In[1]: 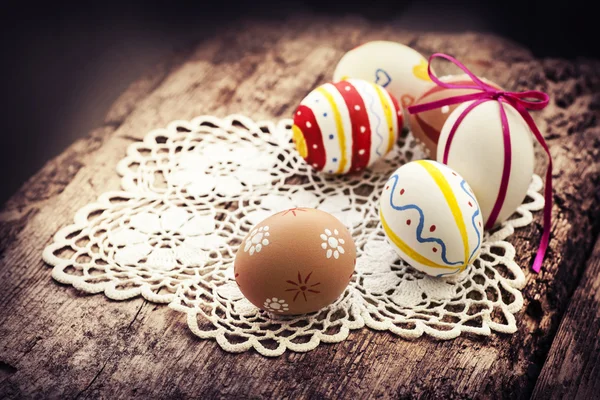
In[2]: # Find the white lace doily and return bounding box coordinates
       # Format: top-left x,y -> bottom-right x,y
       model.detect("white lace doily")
43,115 -> 544,356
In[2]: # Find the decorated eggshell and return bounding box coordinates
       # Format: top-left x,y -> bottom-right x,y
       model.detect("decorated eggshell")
437,100 -> 534,227
408,74 -> 503,158
234,208 -> 356,315
379,160 -> 483,277
333,41 -> 432,118
292,79 -> 403,175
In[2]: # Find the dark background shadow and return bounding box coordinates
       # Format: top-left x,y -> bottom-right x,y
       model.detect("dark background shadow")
1,0 -> 597,205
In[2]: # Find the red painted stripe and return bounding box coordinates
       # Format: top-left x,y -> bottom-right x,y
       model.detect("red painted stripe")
415,112 -> 442,144
333,81 -> 371,172
387,90 -> 404,133
293,105 -> 326,170
413,79 -> 494,145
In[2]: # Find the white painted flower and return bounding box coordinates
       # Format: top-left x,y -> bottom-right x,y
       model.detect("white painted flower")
243,225 -> 270,256
263,297 -> 289,313
168,147 -> 278,197
320,228 -> 345,259
246,188 -> 363,228
108,207 -> 224,270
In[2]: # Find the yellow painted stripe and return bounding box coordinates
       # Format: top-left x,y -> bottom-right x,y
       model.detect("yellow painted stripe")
417,160 -> 469,266
371,83 -> 395,153
316,86 -> 347,174
380,210 -> 460,271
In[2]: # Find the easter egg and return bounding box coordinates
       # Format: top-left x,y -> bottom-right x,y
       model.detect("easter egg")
379,160 -> 483,277
234,208 -> 356,315
292,79 -> 403,175
333,41 -> 432,117
437,100 -> 534,228
408,74 -> 503,158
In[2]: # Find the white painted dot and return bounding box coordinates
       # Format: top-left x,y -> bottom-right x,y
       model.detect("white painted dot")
312,144 -> 318,149
360,126 -> 366,133
345,86 -> 351,91
313,163 -> 318,167
354,105 -> 361,111
358,149 -> 366,155
398,110 -> 402,116
306,121 -> 312,128
297,110 -> 302,115
441,105 -> 450,114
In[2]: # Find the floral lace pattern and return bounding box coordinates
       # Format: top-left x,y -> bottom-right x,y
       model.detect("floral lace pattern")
43,115 -> 544,356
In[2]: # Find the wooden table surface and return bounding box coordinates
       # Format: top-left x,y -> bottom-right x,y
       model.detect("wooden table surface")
1,16 -> 599,399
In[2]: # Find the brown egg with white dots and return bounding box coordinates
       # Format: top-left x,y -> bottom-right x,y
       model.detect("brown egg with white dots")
234,208 -> 356,315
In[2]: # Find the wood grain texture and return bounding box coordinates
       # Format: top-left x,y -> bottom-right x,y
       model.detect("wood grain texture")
532,236 -> 600,399
0,15 -> 599,399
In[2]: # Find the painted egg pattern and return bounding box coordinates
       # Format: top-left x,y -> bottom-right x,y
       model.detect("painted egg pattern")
333,41 -> 433,112
292,78 -> 403,174
408,74 -> 503,158
234,208 -> 356,315
379,160 -> 483,277
437,100 -> 534,228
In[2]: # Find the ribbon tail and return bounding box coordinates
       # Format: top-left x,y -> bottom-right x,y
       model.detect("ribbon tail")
516,104 -> 553,273
532,165 -> 553,273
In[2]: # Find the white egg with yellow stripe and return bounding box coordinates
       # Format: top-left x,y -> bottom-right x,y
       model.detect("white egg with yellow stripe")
292,79 -> 403,174
378,160 -> 483,277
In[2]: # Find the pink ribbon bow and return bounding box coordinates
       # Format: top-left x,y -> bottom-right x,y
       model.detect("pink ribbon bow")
408,53 -> 552,273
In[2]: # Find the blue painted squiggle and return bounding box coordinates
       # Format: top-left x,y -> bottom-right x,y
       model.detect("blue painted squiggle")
436,268 -> 462,278
375,68 -> 392,88
362,83 -> 383,156
387,174 -> 463,266
460,180 -> 481,263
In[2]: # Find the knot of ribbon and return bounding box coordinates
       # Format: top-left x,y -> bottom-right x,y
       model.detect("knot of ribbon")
407,53 -> 552,273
